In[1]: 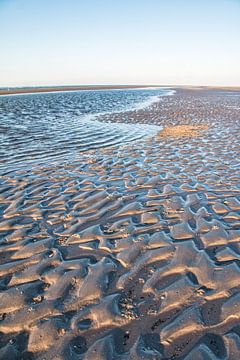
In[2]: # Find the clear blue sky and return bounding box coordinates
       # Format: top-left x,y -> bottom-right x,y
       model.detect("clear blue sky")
0,0 -> 240,87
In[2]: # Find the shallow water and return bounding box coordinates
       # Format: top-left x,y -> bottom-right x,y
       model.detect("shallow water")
0,88 -> 172,169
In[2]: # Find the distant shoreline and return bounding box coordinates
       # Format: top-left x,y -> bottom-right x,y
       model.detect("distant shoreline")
0,85 -> 239,96
0,85 -> 162,96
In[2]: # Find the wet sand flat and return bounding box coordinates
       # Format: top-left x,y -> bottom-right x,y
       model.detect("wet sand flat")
0,85 -> 157,97
0,88 -> 240,359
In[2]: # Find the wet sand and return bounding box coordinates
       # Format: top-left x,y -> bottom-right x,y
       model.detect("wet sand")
0,88 -> 240,359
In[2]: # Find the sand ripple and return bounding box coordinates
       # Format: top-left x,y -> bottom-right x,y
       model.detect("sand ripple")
0,88 -> 240,359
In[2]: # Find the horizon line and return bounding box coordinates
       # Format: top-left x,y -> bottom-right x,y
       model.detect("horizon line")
0,84 -> 239,97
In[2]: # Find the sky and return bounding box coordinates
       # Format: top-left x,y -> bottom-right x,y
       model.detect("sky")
0,0 -> 240,87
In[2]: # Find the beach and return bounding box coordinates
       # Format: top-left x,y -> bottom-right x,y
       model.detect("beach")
0,87 -> 240,359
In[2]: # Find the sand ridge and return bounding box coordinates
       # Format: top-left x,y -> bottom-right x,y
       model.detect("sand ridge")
0,88 -> 240,359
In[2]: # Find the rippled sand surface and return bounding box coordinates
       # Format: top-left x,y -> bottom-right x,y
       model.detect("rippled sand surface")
0,88 -> 240,359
